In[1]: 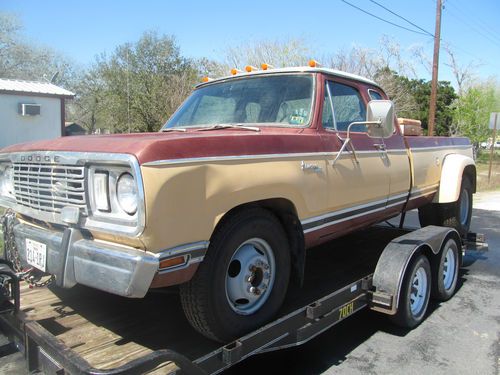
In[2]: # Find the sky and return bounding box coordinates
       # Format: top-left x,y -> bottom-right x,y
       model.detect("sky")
1,0 -> 500,86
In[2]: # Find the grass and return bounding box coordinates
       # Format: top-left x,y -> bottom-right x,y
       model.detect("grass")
476,150 -> 500,192
476,149 -> 500,164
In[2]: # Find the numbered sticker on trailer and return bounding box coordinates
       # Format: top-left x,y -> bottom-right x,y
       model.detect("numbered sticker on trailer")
25,238 -> 47,272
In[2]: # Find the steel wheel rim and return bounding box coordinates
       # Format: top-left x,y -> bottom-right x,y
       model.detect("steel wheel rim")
442,247 -> 457,290
225,238 -> 276,315
460,188 -> 470,226
410,266 -> 428,316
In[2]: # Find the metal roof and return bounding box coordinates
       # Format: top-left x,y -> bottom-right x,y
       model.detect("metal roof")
0,78 -> 75,98
198,66 -> 380,88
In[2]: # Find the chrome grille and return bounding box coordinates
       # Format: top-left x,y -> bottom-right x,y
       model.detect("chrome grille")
12,163 -> 86,214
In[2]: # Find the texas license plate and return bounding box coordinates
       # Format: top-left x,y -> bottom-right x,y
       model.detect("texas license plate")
25,238 -> 47,272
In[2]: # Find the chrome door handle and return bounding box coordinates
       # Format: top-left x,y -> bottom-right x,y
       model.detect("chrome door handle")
301,161 -> 322,173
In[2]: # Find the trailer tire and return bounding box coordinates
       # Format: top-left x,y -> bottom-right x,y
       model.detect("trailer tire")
180,208 -> 290,342
431,238 -> 459,301
391,254 -> 431,329
418,176 -> 473,237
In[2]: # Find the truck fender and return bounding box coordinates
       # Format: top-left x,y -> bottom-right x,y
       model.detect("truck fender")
371,226 -> 461,315
434,154 -> 475,203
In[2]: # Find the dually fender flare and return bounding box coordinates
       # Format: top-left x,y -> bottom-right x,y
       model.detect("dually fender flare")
433,153 -> 476,204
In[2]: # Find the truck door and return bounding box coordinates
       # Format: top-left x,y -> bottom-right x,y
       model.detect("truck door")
314,79 -> 392,237
366,88 -> 411,218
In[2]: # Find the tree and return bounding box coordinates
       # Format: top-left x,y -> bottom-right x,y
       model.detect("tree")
443,44 -> 481,96
67,68 -> 106,134
453,81 -> 499,145
373,67 -> 418,116
0,12 -> 78,88
395,77 -> 456,135
224,38 -> 312,70
94,32 -> 199,133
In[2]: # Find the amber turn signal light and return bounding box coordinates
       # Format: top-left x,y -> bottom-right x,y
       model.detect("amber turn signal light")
159,256 -> 187,270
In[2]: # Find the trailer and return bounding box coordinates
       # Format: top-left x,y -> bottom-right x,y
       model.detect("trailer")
0,224 -> 487,375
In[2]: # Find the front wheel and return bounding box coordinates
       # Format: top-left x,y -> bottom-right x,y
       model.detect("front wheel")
391,254 -> 431,329
180,208 -> 291,342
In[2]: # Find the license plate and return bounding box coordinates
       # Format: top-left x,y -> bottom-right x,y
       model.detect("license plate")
25,239 -> 47,272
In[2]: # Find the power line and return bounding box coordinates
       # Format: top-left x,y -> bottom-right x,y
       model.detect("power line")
369,0 -> 434,37
340,0 -> 432,37
444,3 -> 500,48
446,1 -> 500,44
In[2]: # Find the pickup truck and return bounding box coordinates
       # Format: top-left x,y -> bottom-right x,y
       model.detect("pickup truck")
0,66 -> 476,343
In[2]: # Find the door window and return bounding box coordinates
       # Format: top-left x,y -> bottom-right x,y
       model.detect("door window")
368,89 -> 383,101
323,81 -> 367,132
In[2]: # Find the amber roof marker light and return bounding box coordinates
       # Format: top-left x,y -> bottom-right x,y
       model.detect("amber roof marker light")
308,59 -> 321,68
231,68 -> 243,75
201,76 -> 213,83
261,63 -> 274,70
245,65 -> 258,72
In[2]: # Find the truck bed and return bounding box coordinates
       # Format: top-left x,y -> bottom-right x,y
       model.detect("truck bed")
13,225 -> 408,372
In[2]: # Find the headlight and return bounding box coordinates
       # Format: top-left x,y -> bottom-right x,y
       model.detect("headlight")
116,173 -> 138,215
0,163 -> 14,200
85,156 -> 144,236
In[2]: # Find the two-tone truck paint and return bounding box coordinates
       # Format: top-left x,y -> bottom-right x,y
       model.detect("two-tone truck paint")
0,66 -> 475,342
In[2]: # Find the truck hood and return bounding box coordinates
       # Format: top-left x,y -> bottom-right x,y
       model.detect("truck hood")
0,128 -> 324,165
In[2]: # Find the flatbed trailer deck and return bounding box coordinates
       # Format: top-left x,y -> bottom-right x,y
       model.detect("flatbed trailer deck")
0,225 -> 487,374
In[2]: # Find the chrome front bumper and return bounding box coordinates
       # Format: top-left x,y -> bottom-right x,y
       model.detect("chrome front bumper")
11,221 -> 158,298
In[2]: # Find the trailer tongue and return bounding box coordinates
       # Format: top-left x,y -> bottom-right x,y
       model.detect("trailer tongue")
0,225 -> 487,375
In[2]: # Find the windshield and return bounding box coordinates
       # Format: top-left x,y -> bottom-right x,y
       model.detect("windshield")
163,74 -> 314,129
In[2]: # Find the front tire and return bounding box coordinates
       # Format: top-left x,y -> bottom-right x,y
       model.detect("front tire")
391,254 -> 431,329
180,208 -> 291,342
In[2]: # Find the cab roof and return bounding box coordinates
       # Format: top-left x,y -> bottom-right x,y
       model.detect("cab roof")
197,66 -> 380,89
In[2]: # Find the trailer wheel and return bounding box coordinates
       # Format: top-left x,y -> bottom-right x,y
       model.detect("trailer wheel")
391,254 -> 431,328
418,176 -> 473,237
180,208 -> 290,342
431,238 -> 459,301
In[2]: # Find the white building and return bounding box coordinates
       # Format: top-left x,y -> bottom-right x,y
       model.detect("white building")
0,78 -> 75,150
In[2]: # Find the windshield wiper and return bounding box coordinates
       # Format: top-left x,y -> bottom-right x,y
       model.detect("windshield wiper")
197,124 -> 260,132
161,128 -> 187,132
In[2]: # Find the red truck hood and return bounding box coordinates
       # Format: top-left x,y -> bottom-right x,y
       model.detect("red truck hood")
0,128 -> 324,165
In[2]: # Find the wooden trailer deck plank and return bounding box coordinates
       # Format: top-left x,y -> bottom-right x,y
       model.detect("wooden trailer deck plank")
17,284 -> 178,371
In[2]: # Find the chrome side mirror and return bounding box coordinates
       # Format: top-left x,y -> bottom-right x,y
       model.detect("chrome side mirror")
332,100 -> 395,167
366,100 -> 395,138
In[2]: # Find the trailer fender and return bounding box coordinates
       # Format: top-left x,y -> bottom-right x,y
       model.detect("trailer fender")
371,226 -> 461,315
434,154 -> 475,203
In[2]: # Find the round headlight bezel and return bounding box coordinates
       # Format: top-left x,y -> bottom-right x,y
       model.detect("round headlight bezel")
116,172 -> 138,215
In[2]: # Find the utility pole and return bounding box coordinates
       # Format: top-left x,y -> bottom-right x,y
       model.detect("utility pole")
428,0 -> 442,136
488,113 -> 498,183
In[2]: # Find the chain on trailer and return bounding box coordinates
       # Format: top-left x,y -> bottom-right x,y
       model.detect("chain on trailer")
1,209 -> 55,288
